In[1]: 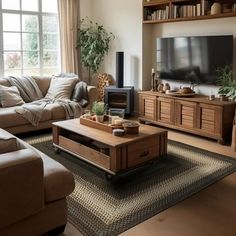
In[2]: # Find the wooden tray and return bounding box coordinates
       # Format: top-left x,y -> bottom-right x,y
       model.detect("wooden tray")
167,92 -> 195,97
80,117 -> 123,133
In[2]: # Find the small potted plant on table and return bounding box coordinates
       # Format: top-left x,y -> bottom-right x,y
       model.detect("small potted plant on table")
92,101 -> 107,122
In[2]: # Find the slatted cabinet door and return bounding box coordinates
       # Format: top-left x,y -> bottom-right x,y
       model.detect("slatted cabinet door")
198,103 -> 222,136
157,97 -> 175,124
175,100 -> 197,129
139,94 -> 157,121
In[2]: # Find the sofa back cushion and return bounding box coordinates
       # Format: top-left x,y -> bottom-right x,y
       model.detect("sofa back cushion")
45,76 -> 78,100
32,76 -> 52,96
0,85 -> 25,108
0,78 -> 11,87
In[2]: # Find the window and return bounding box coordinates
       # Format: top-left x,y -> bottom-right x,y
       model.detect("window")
0,0 -> 60,77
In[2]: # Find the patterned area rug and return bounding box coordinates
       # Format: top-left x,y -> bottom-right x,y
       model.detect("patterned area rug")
26,135 -> 236,236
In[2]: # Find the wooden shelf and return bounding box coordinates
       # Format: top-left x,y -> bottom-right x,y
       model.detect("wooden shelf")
143,11 -> 236,24
143,0 -> 236,24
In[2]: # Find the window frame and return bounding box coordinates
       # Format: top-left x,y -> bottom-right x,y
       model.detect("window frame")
0,0 -> 60,77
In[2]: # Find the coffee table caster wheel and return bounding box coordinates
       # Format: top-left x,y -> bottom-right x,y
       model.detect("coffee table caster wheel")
105,173 -> 113,181
54,147 -> 61,154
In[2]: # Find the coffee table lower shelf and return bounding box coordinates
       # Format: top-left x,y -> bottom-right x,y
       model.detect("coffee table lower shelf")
52,119 -> 168,177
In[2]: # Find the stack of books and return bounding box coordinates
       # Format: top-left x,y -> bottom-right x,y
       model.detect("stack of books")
146,6 -> 170,21
172,4 -> 201,18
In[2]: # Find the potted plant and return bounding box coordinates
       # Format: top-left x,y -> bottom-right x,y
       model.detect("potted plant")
77,18 -> 115,84
216,65 -> 236,101
92,101 -> 107,122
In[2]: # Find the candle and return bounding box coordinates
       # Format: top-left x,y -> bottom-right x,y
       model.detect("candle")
152,68 -> 155,74
114,118 -> 123,125
111,116 -> 120,125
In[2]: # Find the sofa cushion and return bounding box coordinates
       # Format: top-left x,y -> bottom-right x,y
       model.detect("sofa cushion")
0,85 -> 25,108
45,77 -> 77,100
36,152 -> 75,202
32,76 -> 52,97
0,107 -> 52,128
45,103 -> 65,120
0,131 -> 18,154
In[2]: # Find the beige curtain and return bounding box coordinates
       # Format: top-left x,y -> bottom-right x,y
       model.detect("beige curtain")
58,0 -> 79,74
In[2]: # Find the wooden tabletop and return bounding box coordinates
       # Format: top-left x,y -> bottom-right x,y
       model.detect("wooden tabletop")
53,118 -> 167,147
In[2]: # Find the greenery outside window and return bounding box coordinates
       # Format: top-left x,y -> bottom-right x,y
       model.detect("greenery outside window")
0,0 -> 60,77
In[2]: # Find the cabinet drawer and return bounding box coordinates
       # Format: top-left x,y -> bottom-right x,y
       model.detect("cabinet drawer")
127,136 -> 158,168
58,135 -> 111,169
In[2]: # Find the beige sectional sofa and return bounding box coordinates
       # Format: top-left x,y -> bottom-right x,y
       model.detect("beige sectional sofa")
0,128 -> 75,236
0,76 -> 97,134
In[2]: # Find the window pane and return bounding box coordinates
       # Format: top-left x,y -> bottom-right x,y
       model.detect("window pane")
4,70 -> 21,77
42,68 -> 58,76
4,52 -> 21,70
2,0 -> 20,10
23,33 -> 39,50
23,51 -> 39,67
43,34 -> 58,50
42,0 -> 57,13
43,16 -> 58,32
22,15 -> 39,32
4,33 -> 21,50
43,51 -> 58,66
22,0 -> 38,11
3,14 -> 20,31
23,68 -> 40,76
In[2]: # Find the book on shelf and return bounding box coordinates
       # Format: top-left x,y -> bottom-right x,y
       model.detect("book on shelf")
196,3 -> 201,16
201,0 -> 210,16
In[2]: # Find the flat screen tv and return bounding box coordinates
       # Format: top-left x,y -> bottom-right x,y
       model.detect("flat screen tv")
156,35 -> 233,85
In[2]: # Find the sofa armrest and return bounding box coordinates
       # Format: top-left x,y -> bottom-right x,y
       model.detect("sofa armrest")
87,85 -> 98,109
0,149 -> 44,229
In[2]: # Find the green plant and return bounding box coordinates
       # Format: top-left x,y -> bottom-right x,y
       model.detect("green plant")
77,18 -> 115,84
216,65 -> 236,100
92,101 -> 107,115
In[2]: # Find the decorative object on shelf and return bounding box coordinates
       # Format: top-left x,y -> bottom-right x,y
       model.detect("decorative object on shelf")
151,68 -> 155,91
216,65 -> 236,101
92,101 -> 107,122
211,2 -> 221,15
157,83 -> 164,93
178,87 -> 194,94
77,18 -> 115,84
163,83 -> 170,93
219,94 -> 228,101
208,94 -> 215,101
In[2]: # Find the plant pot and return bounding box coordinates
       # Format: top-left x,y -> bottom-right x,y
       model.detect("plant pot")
96,115 -> 104,123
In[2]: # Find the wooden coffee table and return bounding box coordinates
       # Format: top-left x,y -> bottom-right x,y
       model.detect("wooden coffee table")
52,118 -> 167,177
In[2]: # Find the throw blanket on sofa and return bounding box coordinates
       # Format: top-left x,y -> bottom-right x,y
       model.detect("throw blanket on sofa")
7,76 -> 43,102
15,98 -> 82,126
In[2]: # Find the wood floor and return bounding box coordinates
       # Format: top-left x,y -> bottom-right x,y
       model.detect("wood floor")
60,129 -> 236,236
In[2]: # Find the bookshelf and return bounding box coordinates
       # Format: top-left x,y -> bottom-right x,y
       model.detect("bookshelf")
143,0 -> 236,24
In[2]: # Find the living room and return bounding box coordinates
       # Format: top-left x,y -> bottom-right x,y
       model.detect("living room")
0,0 -> 236,236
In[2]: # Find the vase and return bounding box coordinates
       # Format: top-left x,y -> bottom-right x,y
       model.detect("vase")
96,115 -> 104,123
211,2 -> 221,15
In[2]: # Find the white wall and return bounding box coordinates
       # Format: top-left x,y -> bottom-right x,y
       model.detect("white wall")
147,18 -> 236,96
79,0 -> 143,92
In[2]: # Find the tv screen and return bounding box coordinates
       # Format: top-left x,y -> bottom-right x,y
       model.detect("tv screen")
156,35 -> 233,85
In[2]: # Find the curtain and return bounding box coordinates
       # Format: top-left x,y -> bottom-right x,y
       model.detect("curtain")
58,0 -> 79,74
